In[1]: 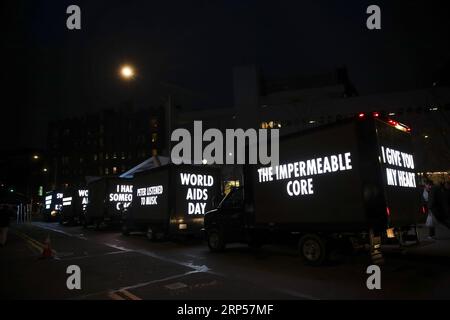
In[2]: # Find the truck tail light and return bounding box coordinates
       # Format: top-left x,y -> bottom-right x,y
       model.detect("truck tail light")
386,206 -> 391,217
358,113 -> 365,119
422,206 -> 427,214
387,119 -> 411,133
373,112 -> 380,117
388,119 -> 398,126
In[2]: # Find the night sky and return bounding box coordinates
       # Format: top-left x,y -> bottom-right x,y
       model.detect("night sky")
2,0 -> 450,150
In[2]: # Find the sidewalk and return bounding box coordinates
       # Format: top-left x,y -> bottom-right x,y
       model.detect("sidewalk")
383,224 -> 450,261
408,223 -> 450,258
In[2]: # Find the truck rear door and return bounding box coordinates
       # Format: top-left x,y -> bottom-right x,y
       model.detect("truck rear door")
375,118 -> 422,227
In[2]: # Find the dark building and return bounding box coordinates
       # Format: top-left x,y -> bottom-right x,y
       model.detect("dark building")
47,105 -> 165,190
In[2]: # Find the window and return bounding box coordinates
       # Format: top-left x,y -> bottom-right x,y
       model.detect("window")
260,121 -> 281,129
152,133 -> 158,143
224,180 -> 240,195
105,167 -> 109,175
112,167 -> 118,175
94,154 -> 98,161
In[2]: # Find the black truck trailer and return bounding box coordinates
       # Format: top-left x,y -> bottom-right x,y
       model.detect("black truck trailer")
43,190 -> 64,222
60,188 -> 89,225
122,164 -> 221,240
204,116 -> 422,265
84,177 -> 133,229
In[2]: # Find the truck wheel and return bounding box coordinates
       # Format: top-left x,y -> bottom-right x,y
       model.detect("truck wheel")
207,229 -> 225,252
299,234 -> 327,266
122,225 -> 130,236
146,227 -> 153,241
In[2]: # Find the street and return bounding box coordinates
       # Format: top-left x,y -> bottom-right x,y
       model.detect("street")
1,221 -> 450,300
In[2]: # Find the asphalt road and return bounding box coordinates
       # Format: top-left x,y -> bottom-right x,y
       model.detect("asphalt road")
1,221 -> 450,300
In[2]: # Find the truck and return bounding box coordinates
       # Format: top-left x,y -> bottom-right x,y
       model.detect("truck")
84,177 -> 133,229
204,115 -> 422,265
122,164 -> 222,240
59,188 -> 89,225
43,190 -> 64,222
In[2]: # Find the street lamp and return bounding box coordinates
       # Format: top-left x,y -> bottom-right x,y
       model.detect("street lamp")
33,155 -> 39,160
120,65 -> 135,80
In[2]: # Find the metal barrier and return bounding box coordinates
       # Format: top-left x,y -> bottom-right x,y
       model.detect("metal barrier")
16,204 -> 32,224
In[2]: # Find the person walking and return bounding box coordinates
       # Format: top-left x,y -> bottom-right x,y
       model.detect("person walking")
423,181 -> 435,238
0,204 -> 14,247
439,181 -> 450,229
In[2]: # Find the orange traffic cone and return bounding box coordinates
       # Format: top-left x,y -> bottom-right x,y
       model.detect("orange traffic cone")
41,235 -> 53,259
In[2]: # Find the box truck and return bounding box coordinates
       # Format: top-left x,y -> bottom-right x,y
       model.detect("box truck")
204,115 -> 422,265
84,177 -> 133,229
43,190 -> 64,222
122,164 -> 221,240
59,188 -> 89,225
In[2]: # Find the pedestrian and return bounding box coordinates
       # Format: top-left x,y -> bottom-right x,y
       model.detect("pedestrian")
424,179 -> 437,238
0,204 -> 14,247
445,181 -> 450,210
425,179 -> 450,238
441,181 -> 450,228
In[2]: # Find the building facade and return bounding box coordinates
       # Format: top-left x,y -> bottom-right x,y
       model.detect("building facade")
47,105 -> 164,190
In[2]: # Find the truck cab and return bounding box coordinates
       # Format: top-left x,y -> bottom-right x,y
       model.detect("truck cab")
204,187 -> 250,251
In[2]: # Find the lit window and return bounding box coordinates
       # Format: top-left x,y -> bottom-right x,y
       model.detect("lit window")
224,180 -> 241,195
105,167 -> 109,175
152,133 -> 158,143
260,121 -> 281,129
112,167 -> 117,175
